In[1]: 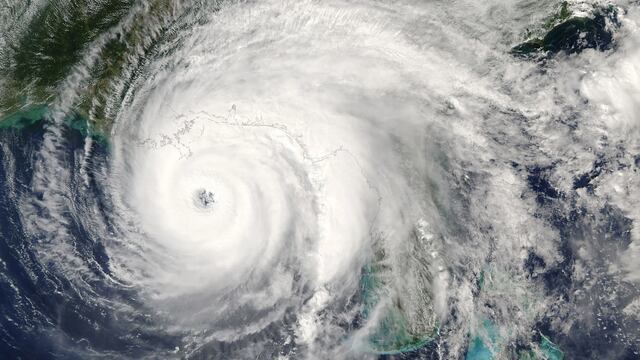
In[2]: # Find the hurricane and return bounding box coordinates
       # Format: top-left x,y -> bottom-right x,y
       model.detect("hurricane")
1,0 -> 639,359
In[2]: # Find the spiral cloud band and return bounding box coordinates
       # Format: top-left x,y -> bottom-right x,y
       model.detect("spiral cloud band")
1,0 -> 640,358
110,1 -> 440,343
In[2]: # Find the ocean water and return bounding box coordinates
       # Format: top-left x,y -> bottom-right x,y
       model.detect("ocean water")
0,1 -> 639,359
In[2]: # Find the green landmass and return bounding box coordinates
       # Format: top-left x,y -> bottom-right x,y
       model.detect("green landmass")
512,2 -> 618,57
359,243 -> 438,355
0,0 -> 185,136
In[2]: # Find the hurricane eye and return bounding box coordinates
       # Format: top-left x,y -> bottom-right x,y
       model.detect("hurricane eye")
194,189 -> 216,209
5,0 -> 635,359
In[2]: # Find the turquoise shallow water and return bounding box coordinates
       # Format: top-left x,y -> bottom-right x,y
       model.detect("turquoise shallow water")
1,1 -> 640,359
466,319 -> 564,360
